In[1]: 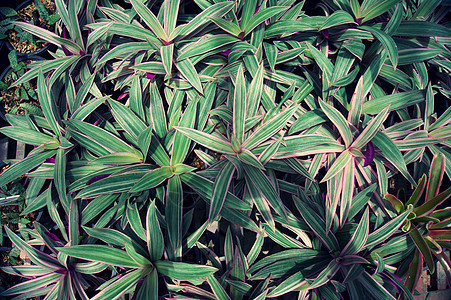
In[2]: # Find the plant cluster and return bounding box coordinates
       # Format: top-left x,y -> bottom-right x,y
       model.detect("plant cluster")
0,0 -> 450,299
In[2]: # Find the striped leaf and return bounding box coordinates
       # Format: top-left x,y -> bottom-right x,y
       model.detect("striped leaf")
155,260 -> 217,280
57,245 -> 139,268
365,209 -> 411,248
320,10 -> 355,30
209,162 -> 235,223
176,58 -> 203,94
175,127 -> 235,154
207,275 -> 231,300
130,166 -> 173,193
38,70 -> 61,137
243,6 -> 288,35
361,25 -> 398,68
91,269 -> 142,300
166,175 -> 183,258
171,98 -> 198,165
361,0 -> 402,23
12,21 -> 82,54
294,197 -> 340,252
321,150 -> 352,183
243,105 -> 298,150
65,119 -> 136,155
243,164 -> 288,221
108,99 -> 147,142
341,208 -> 369,256
351,106 -> 390,149
0,149 -> 56,188
319,100 -> 353,148
234,64 -> 246,143
147,201 -> 164,261
130,0 -> 167,41
0,126 -> 54,145
161,44 -> 174,76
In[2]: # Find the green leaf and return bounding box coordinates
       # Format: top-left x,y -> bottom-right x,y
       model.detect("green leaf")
171,98 -> 198,165
174,2 -> 234,38
207,275 -> 231,300
147,200 -> 164,261
0,126 -> 54,145
12,21 -> 82,54
126,202 -> 146,241
175,127 -> 235,154
243,164 -> 288,221
91,269 -> 143,300
320,10 -> 355,30
246,176 -> 276,230
306,43 -> 334,83
413,187 -> 451,218
321,150 -> 352,183
155,261 -> 217,280
361,25 -> 398,68
1,273 -> 60,297
395,21 -> 451,37
161,44 -> 174,77
178,34 -> 239,61
135,269 -> 158,300
96,42 -> 154,67
319,100 -> 353,148
243,105 -> 298,150
357,271 -> 396,300
410,227 -> 434,273
108,99 -> 147,142
75,169 -> 151,198
130,0 -> 167,41
149,82 -> 168,140
365,209 -> 411,248
372,132 -> 415,185
397,48 -> 442,65
209,17 -> 242,36
180,172 -> 250,211
341,208 -> 369,256
243,6 -> 288,36
72,97 -> 108,121
351,106 -> 390,149
426,153 -> 445,202
130,166 -> 173,193
176,58 -> 203,94
294,197 -> 340,252
209,162 -> 235,223
66,120 -> 136,156
164,0 -> 180,35
37,69 -> 61,137
309,259 -> 340,289
132,62 -> 166,74
166,175 -> 183,258
234,64 -> 246,143
0,149 -> 56,188
54,148 -> 69,212
57,245 -> 140,268
360,0 -> 402,23
267,271 -> 307,297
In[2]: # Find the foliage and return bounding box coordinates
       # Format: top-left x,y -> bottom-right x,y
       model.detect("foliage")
0,0 -> 450,299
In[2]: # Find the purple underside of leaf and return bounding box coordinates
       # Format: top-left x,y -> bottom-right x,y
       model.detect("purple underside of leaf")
118,93 -> 129,100
45,232 -> 61,242
363,141 -> 375,167
146,73 -> 156,79
87,174 -> 111,185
